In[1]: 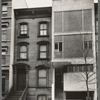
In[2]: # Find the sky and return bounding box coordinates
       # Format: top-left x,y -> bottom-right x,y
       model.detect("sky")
13,0 -> 98,9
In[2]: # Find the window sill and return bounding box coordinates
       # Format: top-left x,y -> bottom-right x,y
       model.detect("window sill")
38,35 -> 49,38
37,58 -> 49,60
17,59 -> 29,61
18,36 -> 29,38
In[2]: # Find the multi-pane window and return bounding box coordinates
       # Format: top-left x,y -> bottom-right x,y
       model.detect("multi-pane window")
2,27 -> 7,41
37,41 -> 49,60
84,41 -> 92,50
19,45 -> 27,59
2,4 -> 7,16
65,64 -> 93,72
54,42 -> 62,52
38,95 -> 47,100
84,34 -> 92,50
39,45 -> 47,58
38,69 -> 47,86
20,23 -> 28,36
39,22 -> 48,36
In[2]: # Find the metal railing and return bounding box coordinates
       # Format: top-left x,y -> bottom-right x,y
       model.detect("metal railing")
19,86 -> 28,100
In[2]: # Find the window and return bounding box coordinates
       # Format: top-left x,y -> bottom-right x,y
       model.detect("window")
2,4 -> 7,16
37,41 -> 49,60
2,26 -> 7,41
19,45 -> 27,59
2,47 -> 8,55
54,42 -> 62,52
96,19 -> 98,33
19,23 -> 28,37
39,22 -> 48,36
65,64 -> 93,72
38,69 -> 47,86
18,42 -> 29,60
84,34 -> 92,50
38,95 -> 47,100
84,41 -> 92,50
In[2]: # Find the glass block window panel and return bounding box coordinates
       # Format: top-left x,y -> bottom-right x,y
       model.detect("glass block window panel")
19,45 -> 27,59
54,12 -> 62,32
83,9 -> 92,31
64,10 -> 82,32
20,24 -> 28,35
40,45 -> 47,58
38,69 -> 47,86
40,23 -> 48,36
38,95 -> 46,100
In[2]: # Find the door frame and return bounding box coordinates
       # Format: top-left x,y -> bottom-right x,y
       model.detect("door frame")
13,63 -> 29,91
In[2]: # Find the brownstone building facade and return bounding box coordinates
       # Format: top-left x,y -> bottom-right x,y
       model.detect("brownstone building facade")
12,7 -> 52,100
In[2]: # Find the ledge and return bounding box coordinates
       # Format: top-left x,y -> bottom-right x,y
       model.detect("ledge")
37,58 -> 49,60
17,36 -> 29,38
37,35 -> 49,38
17,59 -> 29,61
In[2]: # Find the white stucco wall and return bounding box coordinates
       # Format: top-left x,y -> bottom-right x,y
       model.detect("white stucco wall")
64,72 -> 95,91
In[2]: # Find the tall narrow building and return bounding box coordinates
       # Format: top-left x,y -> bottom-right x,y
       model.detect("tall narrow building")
1,0 -> 12,99
8,7 -> 52,100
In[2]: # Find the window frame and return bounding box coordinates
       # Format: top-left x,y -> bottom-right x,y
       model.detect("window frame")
2,46 -> 8,55
37,41 -> 49,60
17,42 -> 29,61
37,95 -> 47,100
54,42 -> 62,52
38,21 -> 49,37
2,25 -> 7,42
38,69 -> 47,87
84,41 -> 92,50
64,64 -> 93,73
18,22 -> 29,38
2,4 -> 7,16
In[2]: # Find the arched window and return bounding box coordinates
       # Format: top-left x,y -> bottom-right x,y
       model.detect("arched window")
17,42 -> 29,60
37,41 -> 49,60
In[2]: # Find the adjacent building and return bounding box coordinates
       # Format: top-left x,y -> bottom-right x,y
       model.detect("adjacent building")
52,0 -> 97,100
1,0 -> 12,99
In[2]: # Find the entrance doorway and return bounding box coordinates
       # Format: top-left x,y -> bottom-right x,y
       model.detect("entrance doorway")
17,68 -> 26,90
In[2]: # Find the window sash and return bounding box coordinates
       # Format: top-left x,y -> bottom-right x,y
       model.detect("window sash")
39,45 -> 47,58
84,41 -> 92,50
20,24 -> 28,35
38,69 -> 47,86
2,5 -> 7,12
54,42 -> 62,52
40,23 -> 48,36
38,95 -> 46,100
19,45 -> 27,59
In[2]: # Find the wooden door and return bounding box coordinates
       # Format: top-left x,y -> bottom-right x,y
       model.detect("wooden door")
17,68 -> 26,90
